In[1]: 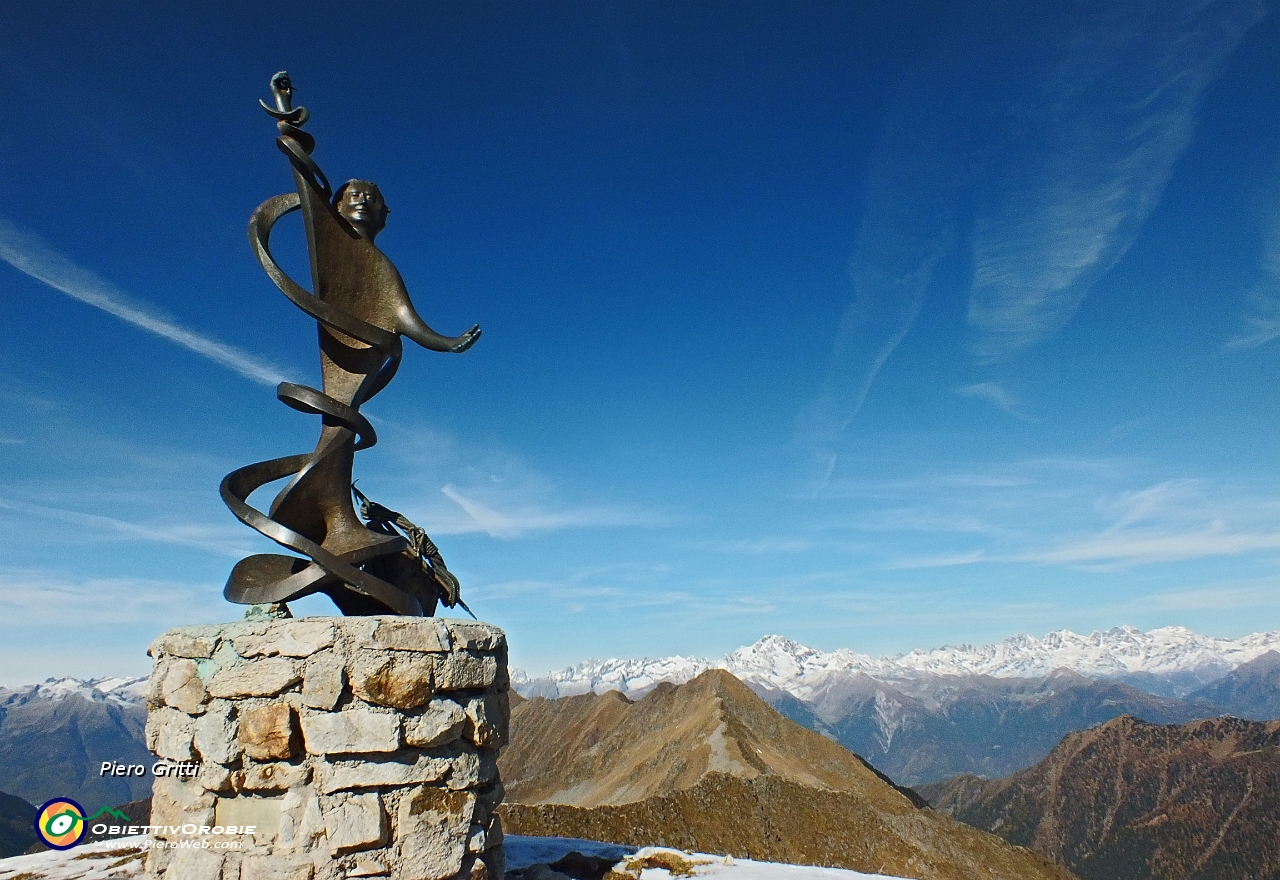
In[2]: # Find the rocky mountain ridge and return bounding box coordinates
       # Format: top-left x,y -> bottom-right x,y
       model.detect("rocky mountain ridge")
499,669 -> 1075,880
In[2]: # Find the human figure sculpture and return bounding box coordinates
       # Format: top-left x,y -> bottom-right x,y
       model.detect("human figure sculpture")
220,72 -> 479,617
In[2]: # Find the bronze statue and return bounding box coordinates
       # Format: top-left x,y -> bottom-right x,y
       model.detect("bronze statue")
220,72 -> 479,617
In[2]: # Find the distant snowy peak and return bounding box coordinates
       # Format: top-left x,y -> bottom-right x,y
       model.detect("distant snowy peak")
890,626 -> 1280,678
513,626 -> 1280,698
0,675 -> 148,706
509,655 -> 714,699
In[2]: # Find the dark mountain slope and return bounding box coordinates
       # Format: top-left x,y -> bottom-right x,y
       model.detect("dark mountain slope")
920,715 -> 1280,880
0,689 -> 151,807
1189,651 -> 1280,720
0,789 -> 37,858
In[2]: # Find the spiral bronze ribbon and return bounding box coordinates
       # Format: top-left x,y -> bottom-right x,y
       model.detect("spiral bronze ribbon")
219,78 -> 423,617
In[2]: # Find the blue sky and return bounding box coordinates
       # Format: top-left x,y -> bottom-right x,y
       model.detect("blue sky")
2,1 -> 1280,684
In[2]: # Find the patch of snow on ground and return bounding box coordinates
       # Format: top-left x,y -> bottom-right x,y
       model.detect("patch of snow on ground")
2,836 -> 912,880
0,835 -> 146,879
505,834 -> 638,868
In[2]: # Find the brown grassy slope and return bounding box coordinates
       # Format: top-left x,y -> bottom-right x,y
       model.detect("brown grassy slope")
501,668 -> 924,807
920,715 -> 1280,880
499,669 -> 1075,880
503,774 -> 1075,880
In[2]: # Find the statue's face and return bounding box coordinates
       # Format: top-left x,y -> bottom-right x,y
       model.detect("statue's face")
337,181 -> 387,236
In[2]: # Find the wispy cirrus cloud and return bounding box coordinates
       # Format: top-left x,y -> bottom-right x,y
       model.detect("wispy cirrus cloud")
968,0 -> 1264,358
797,0 -> 1261,476
1227,208 -> 1280,350
1144,581 -> 1280,612
1024,527 -> 1280,567
884,550 -> 986,570
697,537 -> 815,555
1020,477 -> 1280,567
439,484 -> 662,539
794,79 -> 961,485
353,421 -> 671,541
816,458 -> 1280,575
0,568 -> 232,684
956,382 -> 1032,421
0,214 -> 289,386
0,498 -> 252,558
0,569 -> 217,626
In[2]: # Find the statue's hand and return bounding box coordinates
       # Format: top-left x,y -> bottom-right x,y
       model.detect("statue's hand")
450,325 -> 482,353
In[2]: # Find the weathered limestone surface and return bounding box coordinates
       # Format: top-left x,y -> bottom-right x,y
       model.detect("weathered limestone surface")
144,618 -> 508,880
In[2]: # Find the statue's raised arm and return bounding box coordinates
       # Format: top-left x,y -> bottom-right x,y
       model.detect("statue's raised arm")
220,72 -> 480,619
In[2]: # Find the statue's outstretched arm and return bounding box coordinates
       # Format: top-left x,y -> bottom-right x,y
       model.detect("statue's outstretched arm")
396,302 -> 481,353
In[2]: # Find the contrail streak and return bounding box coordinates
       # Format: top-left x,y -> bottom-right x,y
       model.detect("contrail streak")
0,214 -> 289,386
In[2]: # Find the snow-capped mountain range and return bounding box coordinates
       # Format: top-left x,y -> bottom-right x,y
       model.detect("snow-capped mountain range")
0,676 -> 148,706
510,625 -> 1280,699
9,625 -> 1279,706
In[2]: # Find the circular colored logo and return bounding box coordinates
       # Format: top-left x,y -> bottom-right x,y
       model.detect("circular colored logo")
35,798 -> 86,850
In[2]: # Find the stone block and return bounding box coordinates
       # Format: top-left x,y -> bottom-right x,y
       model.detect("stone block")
236,761 -> 311,792
144,847 -> 171,877
371,618 -> 450,652
152,776 -> 216,829
195,701 -> 241,766
315,753 -> 450,794
239,703 -> 299,761
151,631 -> 219,660
445,750 -> 497,791
485,814 -> 503,849
404,700 -> 466,748
434,652 -> 496,691
214,795 -> 284,840
209,657 -> 302,698
234,620 -> 335,658
395,787 -> 475,880
462,693 -> 507,748
348,857 -> 392,877
474,782 -> 504,817
148,708 -> 197,761
277,788 -> 326,855
165,849 -> 224,880
147,658 -> 170,709
460,849 -> 499,880
481,849 -> 504,880
302,654 -> 346,711
351,651 -> 433,709
162,658 -> 209,715
239,854 -> 314,880
302,709 -> 401,755
320,792 -> 387,855
197,763 -> 234,793
444,623 -> 504,652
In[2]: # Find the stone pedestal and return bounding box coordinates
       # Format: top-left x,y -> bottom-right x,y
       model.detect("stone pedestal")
143,617 -> 508,880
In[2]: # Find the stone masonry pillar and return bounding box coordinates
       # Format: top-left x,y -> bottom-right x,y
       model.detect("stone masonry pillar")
142,617 -> 508,880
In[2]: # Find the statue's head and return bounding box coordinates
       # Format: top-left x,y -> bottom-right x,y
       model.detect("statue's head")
334,179 -> 389,238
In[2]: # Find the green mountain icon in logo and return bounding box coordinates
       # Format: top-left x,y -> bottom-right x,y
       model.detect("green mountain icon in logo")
84,806 -> 131,823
